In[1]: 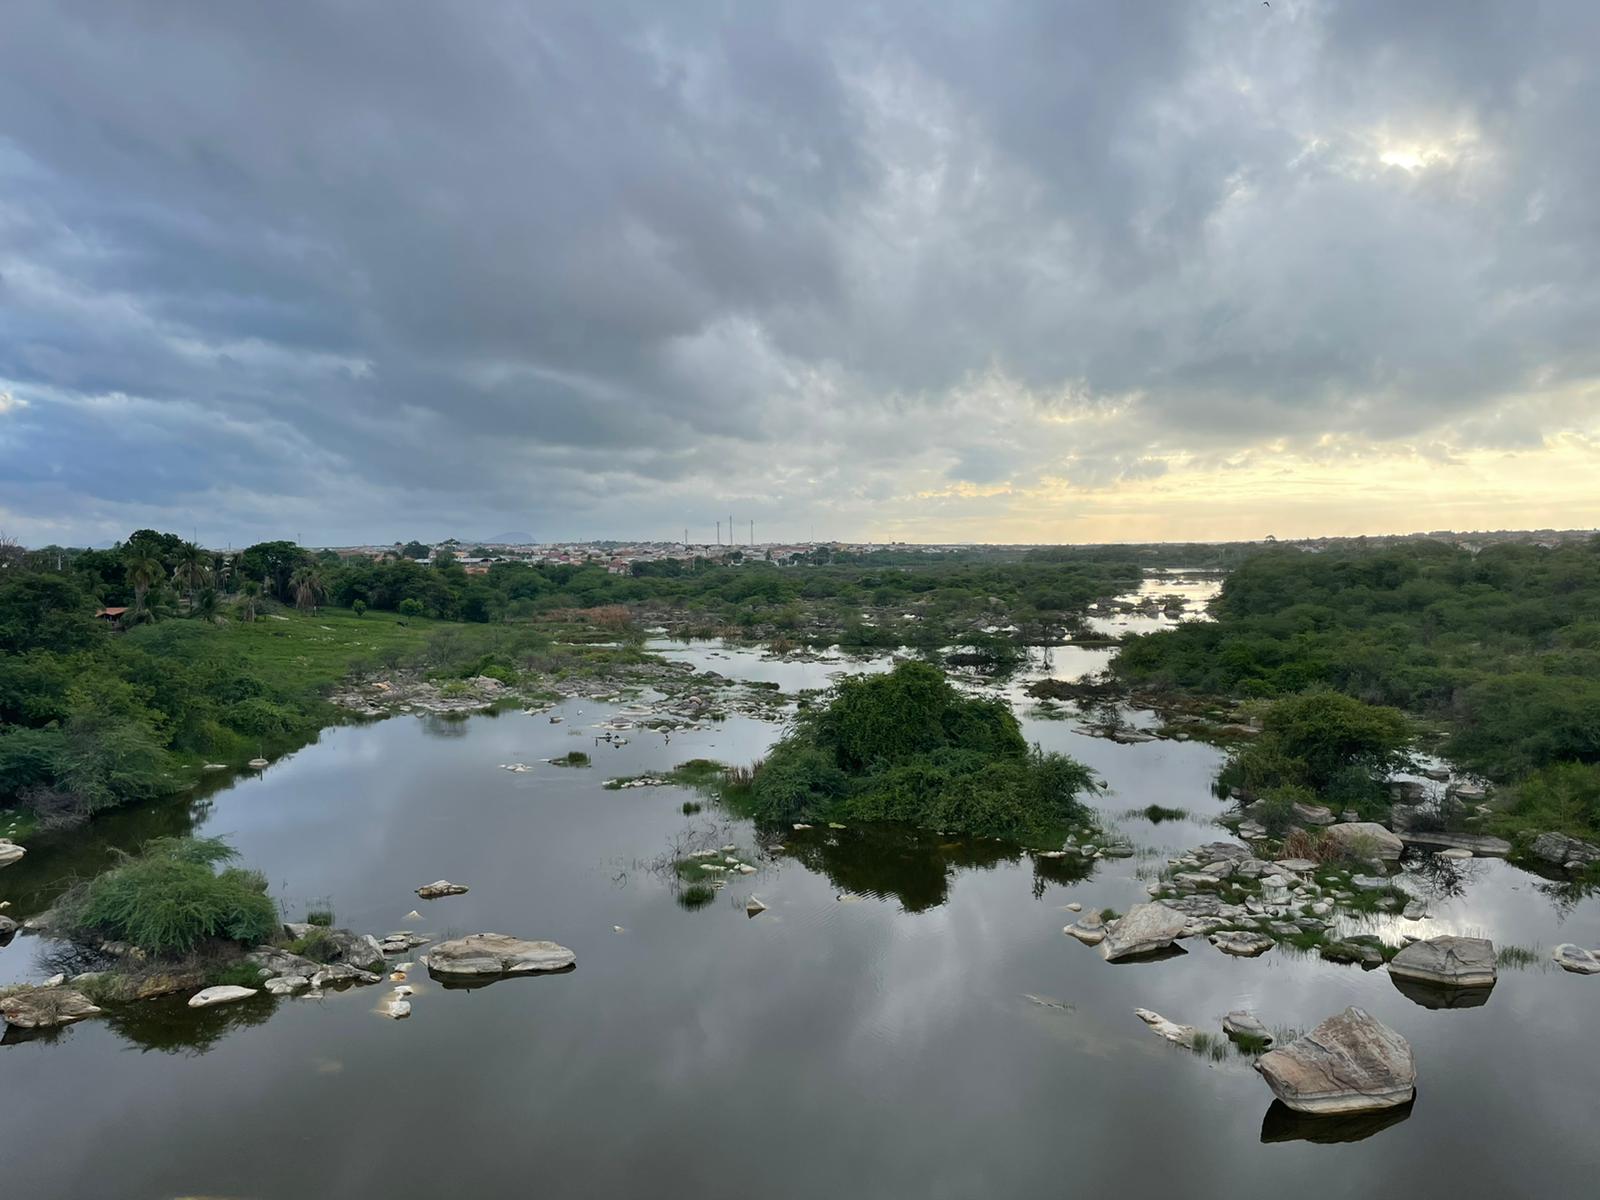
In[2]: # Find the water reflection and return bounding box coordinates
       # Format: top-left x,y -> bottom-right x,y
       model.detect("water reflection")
1388,975 -> 1496,1011
1259,1098 -> 1416,1144
771,826 -> 1035,913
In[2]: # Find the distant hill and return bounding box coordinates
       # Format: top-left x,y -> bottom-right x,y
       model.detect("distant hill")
479,531 -> 536,545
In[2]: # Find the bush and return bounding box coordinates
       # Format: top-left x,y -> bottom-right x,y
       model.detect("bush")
58,836 -> 279,956
744,661 -> 1093,840
351,599 -> 367,617
1222,691 -> 1409,811
397,598 -> 425,618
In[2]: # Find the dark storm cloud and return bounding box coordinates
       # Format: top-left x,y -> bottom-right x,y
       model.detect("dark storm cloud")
1,0 -> 1597,544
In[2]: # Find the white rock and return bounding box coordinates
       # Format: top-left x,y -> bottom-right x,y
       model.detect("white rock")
1134,1008 -> 1196,1047
187,985 -> 259,1008
422,932 -> 576,977
1552,944 -> 1600,975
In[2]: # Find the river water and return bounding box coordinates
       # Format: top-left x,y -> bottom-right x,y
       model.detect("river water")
2,587 -> 1598,1199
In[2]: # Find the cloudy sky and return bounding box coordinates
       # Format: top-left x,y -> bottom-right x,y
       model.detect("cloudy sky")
3,1 -> 1598,548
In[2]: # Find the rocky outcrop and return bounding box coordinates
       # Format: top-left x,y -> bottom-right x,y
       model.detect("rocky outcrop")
1063,910 -> 1107,945
281,925 -> 387,972
1254,1007 -> 1416,1115
416,880 -> 470,899
1530,833 -> 1600,869
422,933 -> 576,978
1320,823 -> 1403,863
1291,802 -> 1335,826
1134,1008 -> 1196,1047
248,945 -> 382,988
1099,903 -> 1187,961
1552,944 -> 1600,975
1387,936 -> 1496,989
0,986 -> 101,1028
0,839 -> 25,868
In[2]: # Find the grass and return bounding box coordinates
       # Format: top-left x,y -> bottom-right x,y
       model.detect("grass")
677,883 -> 717,910
304,907 -> 335,927
550,750 -> 591,767
287,928 -> 340,961
56,836 -> 278,956
1496,943 -> 1543,970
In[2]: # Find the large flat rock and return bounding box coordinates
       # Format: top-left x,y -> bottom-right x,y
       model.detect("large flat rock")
423,933 -> 577,977
0,987 -> 101,1029
1398,832 -> 1511,857
1254,1007 -> 1416,1115
1387,935 -> 1496,989
1099,903 -> 1187,962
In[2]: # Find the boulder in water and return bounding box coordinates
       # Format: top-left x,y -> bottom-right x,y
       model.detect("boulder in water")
1210,929 -> 1275,957
1552,944 -> 1600,975
187,985 -> 259,1008
0,987 -> 101,1028
1387,936 -> 1496,989
416,880 -> 470,899
1099,903 -> 1187,961
1134,1008 -> 1196,1047
423,932 -> 576,978
0,839 -> 25,869
1254,1007 -> 1416,1115
1224,1011 -> 1273,1046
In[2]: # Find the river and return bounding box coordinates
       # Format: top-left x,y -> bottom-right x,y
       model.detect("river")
2,582 -> 1597,1198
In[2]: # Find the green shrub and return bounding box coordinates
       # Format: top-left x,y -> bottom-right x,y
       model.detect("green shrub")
304,907 -> 335,927
58,836 -> 279,955
397,598 -> 425,618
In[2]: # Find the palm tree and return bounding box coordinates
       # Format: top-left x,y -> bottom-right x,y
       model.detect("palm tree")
124,552 -> 164,618
237,579 -> 263,622
173,542 -> 210,612
193,585 -> 220,623
291,566 -> 326,612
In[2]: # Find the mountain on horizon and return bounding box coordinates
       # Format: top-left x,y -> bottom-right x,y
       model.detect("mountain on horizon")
479,531 -> 536,545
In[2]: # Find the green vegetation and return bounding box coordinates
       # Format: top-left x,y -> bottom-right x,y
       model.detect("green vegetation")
1133,804 -> 1188,823
1219,690 -> 1411,817
1494,762 -> 1600,843
304,906 -> 335,927
56,836 -> 278,956
551,750 -> 591,767
1495,943 -> 1543,970
1117,540 -> 1600,783
676,883 -> 717,910
736,662 -> 1095,842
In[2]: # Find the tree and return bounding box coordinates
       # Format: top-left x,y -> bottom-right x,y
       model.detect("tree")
173,541 -> 210,610
124,551 -> 164,619
236,580 -> 263,622
238,540 -> 308,601
401,541 -> 431,560
290,566 -> 326,612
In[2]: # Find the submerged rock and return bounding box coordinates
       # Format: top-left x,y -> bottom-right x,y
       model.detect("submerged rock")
1134,1008 -> 1196,1047
423,933 -> 577,977
0,839 -> 25,869
1320,941 -> 1385,969
746,896 -> 768,917
1552,944 -> 1600,975
1320,823 -> 1403,863
1254,1007 -> 1416,1115
0,987 -> 101,1028
1387,935 -> 1496,989
416,880 -> 470,899
1099,903 -> 1187,962
187,985 -> 259,1008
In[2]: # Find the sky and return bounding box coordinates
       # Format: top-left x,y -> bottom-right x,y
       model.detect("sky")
3,0 -> 1599,549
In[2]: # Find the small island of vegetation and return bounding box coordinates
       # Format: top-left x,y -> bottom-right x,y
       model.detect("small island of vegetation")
732,660 -> 1096,843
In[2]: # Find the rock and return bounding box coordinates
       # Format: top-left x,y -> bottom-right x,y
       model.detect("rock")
404,910 -> 424,920
1099,903 -> 1187,961
1292,802 -> 1335,826
1210,929 -> 1276,957
746,896 -> 768,917
282,925 -> 387,972
422,932 -> 576,977
187,985 -> 259,1008
381,996 -> 412,1019
264,975 -> 311,995
1134,1008 -> 1196,1047
0,839 -> 25,869
1552,944 -> 1600,975
1065,902 -> 1083,912
1450,782 -> 1489,803
1320,823 -> 1403,863
1530,833 -> 1600,868
1274,858 -> 1319,874
416,879 -> 470,899
1064,913 -> 1107,945
1399,831 -> 1511,857
0,987 -> 102,1028
1387,936 -> 1495,989
1254,1007 -> 1416,1114
1321,941 -> 1385,969
1389,780 -> 1429,805
1437,847 -> 1473,860
1350,874 -> 1391,891
1224,1011 -> 1273,1046
1401,901 -> 1427,921
0,913 -> 19,942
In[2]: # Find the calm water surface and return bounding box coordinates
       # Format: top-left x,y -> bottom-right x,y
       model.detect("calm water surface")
2,630 -> 1598,1199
